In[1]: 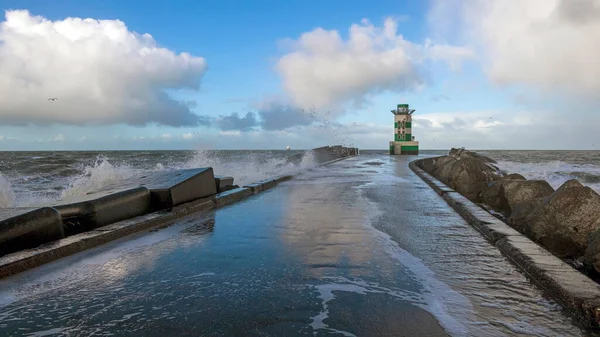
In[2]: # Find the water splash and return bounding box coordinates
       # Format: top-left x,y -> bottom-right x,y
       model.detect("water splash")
0,171 -> 16,208
497,160 -> 600,193
61,156 -> 141,198
182,150 -> 317,186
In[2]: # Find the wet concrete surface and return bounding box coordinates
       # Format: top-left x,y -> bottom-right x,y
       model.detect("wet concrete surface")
0,153 -> 592,336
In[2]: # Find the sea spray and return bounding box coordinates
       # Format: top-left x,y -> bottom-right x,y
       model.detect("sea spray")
0,172 -> 16,208
496,160 -> 600,193
7,150 -> 322,206
61,156 -> 140,198
182,149 -> 317,186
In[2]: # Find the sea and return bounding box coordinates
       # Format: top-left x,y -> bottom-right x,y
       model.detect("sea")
1,149 -> 599,208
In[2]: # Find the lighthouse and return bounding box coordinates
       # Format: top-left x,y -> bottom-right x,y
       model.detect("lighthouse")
389,103 -> 419,155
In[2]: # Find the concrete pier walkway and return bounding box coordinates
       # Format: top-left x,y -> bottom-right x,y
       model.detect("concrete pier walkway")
0,152 -> 590,336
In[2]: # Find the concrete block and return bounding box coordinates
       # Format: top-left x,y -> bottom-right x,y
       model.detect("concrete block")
215,187 -> 253,207
95,167 -> 217,210
49,187 -> 152,231
136,168 -> 217,208
475,219 -> 523,243
215,175 -> 235,193
244,183 -> 263,194
0,207 -> 64,255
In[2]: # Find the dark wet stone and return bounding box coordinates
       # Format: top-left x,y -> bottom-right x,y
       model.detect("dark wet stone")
448,157 -> 500,202
501,179 -> 554,214
480,173 -> 527,212
526,179 -> 600,259
432,156 -> 457,185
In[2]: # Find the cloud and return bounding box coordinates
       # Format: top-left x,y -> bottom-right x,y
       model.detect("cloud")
53,133 -> 66,142
0,136 -> 4,141
257,103 -> 314,130
182,133 -> 194,139
275,18 -> 473,110
436,0 -> 600,99
215,112 -> 259,131
0,10 -> 208,127
160,133 -> 172,140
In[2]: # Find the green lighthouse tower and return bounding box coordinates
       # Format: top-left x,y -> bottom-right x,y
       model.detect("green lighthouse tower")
389,103 -> 419,155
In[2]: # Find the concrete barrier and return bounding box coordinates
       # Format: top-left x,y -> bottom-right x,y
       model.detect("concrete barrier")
0,207 -> 64,255
129,168 -> 217,209
244,175 -> 293,194
47,187 -> 152,232
410,159 -> 600,328
215,187 -> 253,208
215,176 -> 235,193
0,197 -> 214,279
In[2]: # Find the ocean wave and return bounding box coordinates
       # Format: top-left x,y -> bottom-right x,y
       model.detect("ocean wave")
496,160 -> 600,193
55,150 -> 317,202
0,172 -> 16,208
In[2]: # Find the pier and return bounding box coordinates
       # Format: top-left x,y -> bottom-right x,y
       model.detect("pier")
0,152 -> 588,336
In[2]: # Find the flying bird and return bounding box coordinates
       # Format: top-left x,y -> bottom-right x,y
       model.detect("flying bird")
48,98 -> 58,101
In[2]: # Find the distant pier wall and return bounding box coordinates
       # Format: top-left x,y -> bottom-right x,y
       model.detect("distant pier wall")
0,145 -> 359,278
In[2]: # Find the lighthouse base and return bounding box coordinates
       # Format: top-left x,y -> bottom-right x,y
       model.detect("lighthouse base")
389,141 -> 419,155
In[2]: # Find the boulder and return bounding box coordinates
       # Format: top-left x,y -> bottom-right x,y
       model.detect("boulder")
501,179 -> 554,214
525,179 -> 600,258
420,158 -> 436,174
480,173 -> 526,211
508,198 -> 545,233
585,230 -> 600,273
432,156 -> 457,185
448,147 -> 497,165
448,157 -> 501,202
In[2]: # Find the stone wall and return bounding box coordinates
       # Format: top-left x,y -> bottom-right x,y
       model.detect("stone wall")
418,148 -> 600,275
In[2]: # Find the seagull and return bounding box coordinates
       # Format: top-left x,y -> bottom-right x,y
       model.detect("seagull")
48,98 -> 58,101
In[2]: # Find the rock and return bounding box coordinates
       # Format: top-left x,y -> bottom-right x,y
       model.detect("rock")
420,158 -> 436,173
448,148 -> 461,156
585,230 -> 600,273
448,157 -> 501,202
480,173 -> 526,211
471,153 -> 498,164
525,179 -> 600,258
509,198 -> 545,233
501,179 -> 554,214
432,156 -> 458,185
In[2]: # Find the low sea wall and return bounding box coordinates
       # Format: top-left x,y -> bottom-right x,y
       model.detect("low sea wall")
0,145 -> 359,278
410,148 -> 600,328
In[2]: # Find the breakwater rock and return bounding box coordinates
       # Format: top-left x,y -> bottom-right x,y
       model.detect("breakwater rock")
0,145 -> 358,270
417,148 -> 600,275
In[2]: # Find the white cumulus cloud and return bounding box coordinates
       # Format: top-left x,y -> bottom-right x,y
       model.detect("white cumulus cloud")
275,18 -> 473,110
0,10 -> 208,126
435,0 -> 600,98
182,132 -> 194,139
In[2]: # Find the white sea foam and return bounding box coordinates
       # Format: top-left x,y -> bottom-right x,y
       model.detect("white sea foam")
53,150 -> 317,202
181,149 -> 317,187
60,156 -> 141,198
0,171 -> 16,208
496,160 -> 600,193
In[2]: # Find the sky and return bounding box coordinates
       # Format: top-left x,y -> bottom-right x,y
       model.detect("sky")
0,0 -> 598,151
